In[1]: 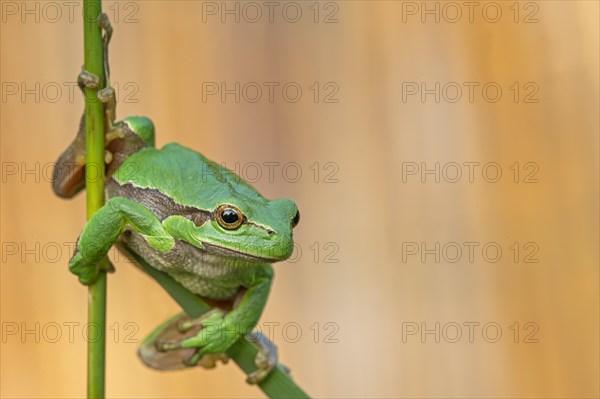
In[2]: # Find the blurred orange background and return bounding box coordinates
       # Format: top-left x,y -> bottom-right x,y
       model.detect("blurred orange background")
1,1 -> 598,398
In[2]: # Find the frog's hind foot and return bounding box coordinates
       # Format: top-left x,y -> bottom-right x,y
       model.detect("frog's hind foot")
180,348 -> 230,368
187,351 -> 229,369
98,85 -> 117,127
176,309 -> 223,333
77,70 -> 99,92
139,312 -> 230,371
98,12 -> 113,80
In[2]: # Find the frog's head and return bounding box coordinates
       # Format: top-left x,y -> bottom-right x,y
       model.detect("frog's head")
189,196 -> 299,263
124,143 -> 300,263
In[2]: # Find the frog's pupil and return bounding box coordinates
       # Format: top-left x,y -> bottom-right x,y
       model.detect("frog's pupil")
222,209 -> 239,224
292,210 -> 300,227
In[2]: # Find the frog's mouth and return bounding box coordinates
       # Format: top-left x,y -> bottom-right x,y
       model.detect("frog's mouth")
200,241 -> 283,263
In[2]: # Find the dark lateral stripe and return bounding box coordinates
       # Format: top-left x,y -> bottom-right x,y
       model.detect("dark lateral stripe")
106,180 -> 210,226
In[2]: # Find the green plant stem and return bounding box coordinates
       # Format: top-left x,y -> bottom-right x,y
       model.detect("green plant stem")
119,243 -> 311,399
83,0 -> 107,397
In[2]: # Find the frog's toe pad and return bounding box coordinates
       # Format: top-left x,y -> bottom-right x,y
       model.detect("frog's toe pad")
183,352 -> 228,369
78,70 -> 99,89
97,87 -> 115,103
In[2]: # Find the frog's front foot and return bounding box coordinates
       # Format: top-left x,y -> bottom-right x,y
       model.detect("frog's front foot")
69,251 -> 114,285
245,331 -> 281,384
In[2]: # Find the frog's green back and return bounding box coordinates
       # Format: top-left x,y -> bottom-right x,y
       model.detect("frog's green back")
112,143 -> 267,210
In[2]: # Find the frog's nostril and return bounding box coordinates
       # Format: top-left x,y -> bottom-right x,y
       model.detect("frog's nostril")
267,229 -> 275,236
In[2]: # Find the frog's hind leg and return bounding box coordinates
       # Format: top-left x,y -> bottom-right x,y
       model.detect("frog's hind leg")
51,114 -> 88,198
52,13 -> 118,198
51,102 -> 117,198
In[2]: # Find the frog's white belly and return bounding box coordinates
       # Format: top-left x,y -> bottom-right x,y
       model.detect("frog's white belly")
121,230 -> 265,300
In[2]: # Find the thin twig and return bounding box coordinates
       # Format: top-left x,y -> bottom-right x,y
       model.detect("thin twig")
83,0 -> 107,397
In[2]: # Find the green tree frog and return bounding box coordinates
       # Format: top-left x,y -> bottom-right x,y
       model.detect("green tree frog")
52,84 -> 300,384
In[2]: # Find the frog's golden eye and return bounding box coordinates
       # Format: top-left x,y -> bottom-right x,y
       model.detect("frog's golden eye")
216,204 -> 244,230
